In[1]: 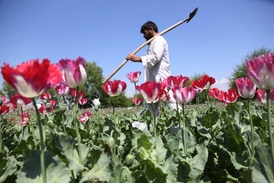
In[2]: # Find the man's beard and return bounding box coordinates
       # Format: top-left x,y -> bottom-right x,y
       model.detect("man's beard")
145,32 -> 153,41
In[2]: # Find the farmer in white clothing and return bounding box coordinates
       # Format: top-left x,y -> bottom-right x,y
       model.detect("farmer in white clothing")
126,21 -> 177,115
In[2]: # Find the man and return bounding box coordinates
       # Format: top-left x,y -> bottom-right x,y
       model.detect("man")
126,21 -> 177,115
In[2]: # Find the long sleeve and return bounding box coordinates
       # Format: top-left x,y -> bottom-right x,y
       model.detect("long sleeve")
141,36 -> 171,82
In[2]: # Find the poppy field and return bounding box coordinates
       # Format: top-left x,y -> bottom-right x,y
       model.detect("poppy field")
0,54 -> 274,183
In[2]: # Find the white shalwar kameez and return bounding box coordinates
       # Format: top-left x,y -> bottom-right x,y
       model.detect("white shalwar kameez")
140,36 -> 178,115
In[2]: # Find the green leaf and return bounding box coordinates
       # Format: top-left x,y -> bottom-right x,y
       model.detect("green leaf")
56,134 -> 85,175
109,165 -> 136,183
164,155 -> 178,183
0,155 -> 18,182
80,153 -> 111,183
201,111 -> 219,128
150,136 -> 167,165
252,142 -> 274,183
189,144 -> 208,179
16,150 -> 71,183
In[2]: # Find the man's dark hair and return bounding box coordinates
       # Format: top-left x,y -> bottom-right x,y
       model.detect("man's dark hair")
140,21 -> 158,33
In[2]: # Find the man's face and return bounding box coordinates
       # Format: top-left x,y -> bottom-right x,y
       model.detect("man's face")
143,29 -> 153,41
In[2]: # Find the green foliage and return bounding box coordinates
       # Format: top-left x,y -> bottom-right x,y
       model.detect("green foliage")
2,82 -> 17,98
229,47 -> 274,89
1,93 -> 274,182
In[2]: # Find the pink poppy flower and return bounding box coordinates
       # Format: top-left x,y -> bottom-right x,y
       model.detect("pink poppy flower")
103,80 -> 127,97
172,86 -> 196,104
78,111 -> 91,123
246,53 -> 274,90
235,77 -> 256,99
1,59 -> 62,98
19,111 -> 30,126
136,81 -> 165,103
57,57 -> 87,88
256,89 -> 266,104
55,83 -> 70,96
126,71 -> 141,83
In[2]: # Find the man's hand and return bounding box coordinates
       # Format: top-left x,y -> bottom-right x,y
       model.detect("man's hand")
126,53 -> 142,62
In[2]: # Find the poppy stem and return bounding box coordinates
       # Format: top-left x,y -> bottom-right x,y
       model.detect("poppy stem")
248,99 -> 254,164
32,98 -> 47,183
74,87 -> 83,164
182,104 -> 187,156
0,115 -> 3,153
152,103 -> 157,140
266,90 -> 274,170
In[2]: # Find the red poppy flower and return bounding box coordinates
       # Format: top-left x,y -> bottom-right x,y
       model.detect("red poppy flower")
132,98 -> 143,105
102,80 -> 127,97
191,75 -> 216,93
9,94 -> 31,109
40,92 -> 52,100
218,88 -> 239,105
208,88 -> 220,99
162,75 -> 189,89
136,81 -> 165,103
0,105 -> 10,115
1,59 -> 62,98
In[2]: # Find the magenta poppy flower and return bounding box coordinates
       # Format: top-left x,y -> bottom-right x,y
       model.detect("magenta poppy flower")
246,53 -> 274,90
19,111 -> 30,126
172,86 -> 196,104
0,95 -> 7,105
218,88 -> 239,105
1,59 -> 62,98
57,57 -> 87,88
126,71 -> 141,83
235,77 -> 256,99
103,80 -> 127,97
55,83 -> 70,96
136,81 -> 165,103
256,89 -> 266,104
78,111 -> 91,123
162,75 -> 189,89
191,75 -> 216,92
208,88 -> 220,99
9,94 -> 31,109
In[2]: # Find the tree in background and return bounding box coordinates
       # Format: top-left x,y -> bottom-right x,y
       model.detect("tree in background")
229,47 -> 273,89
2,82 -> 17,98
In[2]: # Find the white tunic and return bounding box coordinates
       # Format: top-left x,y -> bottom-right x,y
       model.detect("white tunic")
140,36 -> 171,82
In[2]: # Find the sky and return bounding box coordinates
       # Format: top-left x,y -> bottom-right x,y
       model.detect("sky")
0,0 -> 274,97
